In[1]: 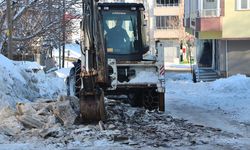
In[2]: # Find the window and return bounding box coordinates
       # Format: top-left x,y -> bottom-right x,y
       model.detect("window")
102,11 -> 139,54
156,0 -> 180,7
236,0 -> 250,10
156,16 -> 179,29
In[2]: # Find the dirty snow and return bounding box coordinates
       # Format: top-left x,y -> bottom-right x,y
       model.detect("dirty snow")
166,73 -> 250,123
1,98 -> 246,149
1,53 -> 250,149
0,54 -> 66,110
165,71 -> 250,149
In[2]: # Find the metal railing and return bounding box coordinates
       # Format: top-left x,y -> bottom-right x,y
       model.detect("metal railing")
156,3 -> 179,7
188,8 -> 220,18
192,64 -> 199,83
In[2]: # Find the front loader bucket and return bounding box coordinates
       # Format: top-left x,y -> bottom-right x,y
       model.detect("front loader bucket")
79,89 -> 105,123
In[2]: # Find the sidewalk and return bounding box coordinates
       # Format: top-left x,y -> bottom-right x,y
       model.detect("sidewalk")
165,63 -> 192,72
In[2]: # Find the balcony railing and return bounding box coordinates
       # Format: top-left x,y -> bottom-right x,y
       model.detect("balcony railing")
156,3 -> 179,7
197,9 -> 221,17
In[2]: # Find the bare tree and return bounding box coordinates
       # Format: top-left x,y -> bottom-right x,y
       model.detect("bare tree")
0,0 -> 81,61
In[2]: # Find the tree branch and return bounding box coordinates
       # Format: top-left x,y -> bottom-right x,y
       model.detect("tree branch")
13,20 -> 59,41
13,0 -> 38,22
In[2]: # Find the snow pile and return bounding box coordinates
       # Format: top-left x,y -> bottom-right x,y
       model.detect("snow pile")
54,68 -> 71,79
166,73 -> 250,123
15,61 -> 43,70
0,54 -> 66,110
210,74 -> 250,92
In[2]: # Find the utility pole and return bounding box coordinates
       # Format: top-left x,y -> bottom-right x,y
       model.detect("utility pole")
48,0 -> 52,58
59,41 -> 62,68
62,0 -> 66,68
6,0 -> 13,59
57,0 -> 61,68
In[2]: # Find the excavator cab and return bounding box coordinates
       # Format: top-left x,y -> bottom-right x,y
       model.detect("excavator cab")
98,3 -> 148,61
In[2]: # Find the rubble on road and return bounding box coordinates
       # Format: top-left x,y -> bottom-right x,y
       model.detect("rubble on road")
53,96 -> 79,126
0,107 -> 24,136
0,96 -> 241,149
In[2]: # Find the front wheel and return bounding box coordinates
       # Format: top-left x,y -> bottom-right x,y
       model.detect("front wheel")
67,68 -> 76,96
127,88 -> 164,111
127,92 -> 143,107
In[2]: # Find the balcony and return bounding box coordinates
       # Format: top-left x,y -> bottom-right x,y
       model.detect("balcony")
185,8 -> 222,32
196,8 -> 222,32
197,9 -> 221,18
196,17 -> 222,32
184,0 -> 224,37
156,1 -> 180,7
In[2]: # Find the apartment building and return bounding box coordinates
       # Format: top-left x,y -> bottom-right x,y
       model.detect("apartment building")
152,0 -> 189,64
185,0 -> 250,81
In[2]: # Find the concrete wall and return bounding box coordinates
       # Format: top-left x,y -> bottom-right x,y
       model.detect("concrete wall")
157,41 -> 180,65
223,0 -> 250,38
216,40 -> 227,75
228,40 -> 250,76
164,46 -> 180,64
154,29 -> 180,39
154,6 -> 180,16
198,31 -> 222,39
216,40 -> 250,76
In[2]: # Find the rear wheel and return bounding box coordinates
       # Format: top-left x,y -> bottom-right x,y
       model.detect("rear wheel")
127,88 -> 164,111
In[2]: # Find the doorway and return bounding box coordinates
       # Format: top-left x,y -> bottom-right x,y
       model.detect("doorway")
197,39 -> 215,68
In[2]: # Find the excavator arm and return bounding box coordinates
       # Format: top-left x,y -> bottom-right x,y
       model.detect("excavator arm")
78,0 -> 106,122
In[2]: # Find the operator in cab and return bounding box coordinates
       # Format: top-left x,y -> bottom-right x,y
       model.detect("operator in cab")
105,18 -> 130,53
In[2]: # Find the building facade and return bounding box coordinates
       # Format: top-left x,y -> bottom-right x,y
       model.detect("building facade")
152,0 -> 190,64
185,0 -> 250,80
